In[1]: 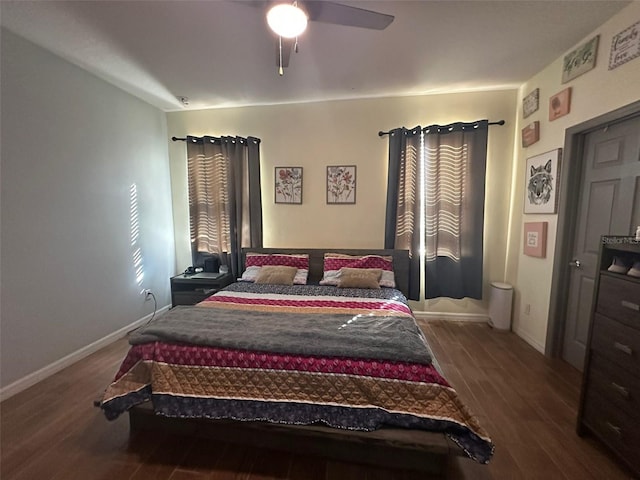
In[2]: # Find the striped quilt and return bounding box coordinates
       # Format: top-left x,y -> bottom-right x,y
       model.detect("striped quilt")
100,283 -> 494,463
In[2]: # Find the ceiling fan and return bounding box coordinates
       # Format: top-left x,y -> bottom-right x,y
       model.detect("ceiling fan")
241,1 -> 394,75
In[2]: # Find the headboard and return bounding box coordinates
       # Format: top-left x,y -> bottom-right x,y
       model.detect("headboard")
241,248 -> 410,298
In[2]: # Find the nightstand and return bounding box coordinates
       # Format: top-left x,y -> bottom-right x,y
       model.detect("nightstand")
170,272 -> 233,307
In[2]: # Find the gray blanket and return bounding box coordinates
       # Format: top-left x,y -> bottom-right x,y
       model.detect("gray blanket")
130,305 -> 433,365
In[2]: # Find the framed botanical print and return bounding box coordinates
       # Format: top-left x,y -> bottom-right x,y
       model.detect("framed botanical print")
524,149 -> 562,214
326,165 -> 356,204
275,167 -> 302,204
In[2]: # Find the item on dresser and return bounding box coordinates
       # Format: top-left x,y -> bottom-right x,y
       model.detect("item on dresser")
628,261 -> 640,278
577,236 -> 640,477
607,256 -> 630,274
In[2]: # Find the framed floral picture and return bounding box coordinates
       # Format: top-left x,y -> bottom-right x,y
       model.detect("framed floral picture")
326,165 -> 356,204
275,167 -> 302,204
524,149 -> 562,214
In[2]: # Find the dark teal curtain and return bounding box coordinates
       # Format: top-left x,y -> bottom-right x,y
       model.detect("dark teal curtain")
186,135 -> 262,278
423,121 -> 488,299
384,120 -> 489,300
384,127 -> 422,300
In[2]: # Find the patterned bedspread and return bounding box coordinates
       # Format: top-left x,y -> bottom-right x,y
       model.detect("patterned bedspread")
100,283 -> 494,463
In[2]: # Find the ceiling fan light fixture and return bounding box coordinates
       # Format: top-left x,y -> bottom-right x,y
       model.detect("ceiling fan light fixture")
267,3 -> 308,38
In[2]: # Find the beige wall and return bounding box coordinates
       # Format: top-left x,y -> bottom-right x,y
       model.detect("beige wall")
167,90 -> 517,313
166,2 -> 640,342
506,2 -> 640,352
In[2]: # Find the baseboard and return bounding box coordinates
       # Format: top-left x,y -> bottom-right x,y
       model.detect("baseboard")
512,326 -> 545,354
0,305 -> 171,402
413,311 -> 489,323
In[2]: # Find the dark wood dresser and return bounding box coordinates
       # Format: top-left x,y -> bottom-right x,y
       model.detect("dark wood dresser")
577,235 -> 640,476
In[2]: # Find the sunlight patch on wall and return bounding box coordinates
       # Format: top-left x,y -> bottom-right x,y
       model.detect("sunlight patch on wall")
130,183 -> 144,286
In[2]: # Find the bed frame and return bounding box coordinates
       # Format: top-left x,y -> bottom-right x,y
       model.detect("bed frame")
128,248 -> 456,476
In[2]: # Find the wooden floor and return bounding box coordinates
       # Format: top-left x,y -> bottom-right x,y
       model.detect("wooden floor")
1,321 -> 635,479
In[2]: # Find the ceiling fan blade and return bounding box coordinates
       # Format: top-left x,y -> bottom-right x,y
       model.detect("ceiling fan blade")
303,1 -> 394,30
275,37 -> 293,69
235,0 -> 268,8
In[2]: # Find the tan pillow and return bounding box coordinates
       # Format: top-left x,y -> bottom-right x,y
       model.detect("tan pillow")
254,265 -> 298,285
337,267 -> 382,289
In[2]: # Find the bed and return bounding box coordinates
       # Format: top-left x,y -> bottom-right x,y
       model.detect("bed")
100,248 -> 493,475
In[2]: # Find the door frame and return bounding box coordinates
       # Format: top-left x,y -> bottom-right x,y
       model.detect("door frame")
545,99 -> 640,358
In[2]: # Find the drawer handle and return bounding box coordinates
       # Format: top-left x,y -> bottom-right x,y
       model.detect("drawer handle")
606,421 -> 622,437
610,382 -> 630,399
621,300 -> 639,311
613,342 -> 633,355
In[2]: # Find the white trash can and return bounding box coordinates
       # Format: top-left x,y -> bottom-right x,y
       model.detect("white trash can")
489,282 -> 513,331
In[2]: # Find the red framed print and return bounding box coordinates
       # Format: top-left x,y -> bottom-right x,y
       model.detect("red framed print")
523,222 -> 548,258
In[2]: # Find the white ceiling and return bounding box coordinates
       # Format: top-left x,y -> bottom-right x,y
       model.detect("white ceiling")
0,0 -> 631,112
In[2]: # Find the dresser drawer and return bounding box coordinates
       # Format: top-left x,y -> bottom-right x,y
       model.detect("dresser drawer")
596,274 -> 640,329
582,389 -> 640,475
591,314 -> 640,376
172,290 -> 215,306
586,353 -> 640,420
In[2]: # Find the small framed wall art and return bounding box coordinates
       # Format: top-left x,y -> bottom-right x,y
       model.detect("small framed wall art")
609,21 -> 640,70
523,88 -> 539,118
524,148 -> 562,214
523,222 -> 548,258
549,88 -> 571,121
521,121 -> 540,148
275,166 -> 303,204
562,35 -> 599,83
326,165 -> 356,204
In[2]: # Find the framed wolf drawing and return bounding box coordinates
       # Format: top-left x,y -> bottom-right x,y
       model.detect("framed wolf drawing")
524,149 -> 562,214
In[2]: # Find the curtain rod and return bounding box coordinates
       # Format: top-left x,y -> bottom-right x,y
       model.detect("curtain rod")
171,136 -> 260,144
377,119 -> 505,137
